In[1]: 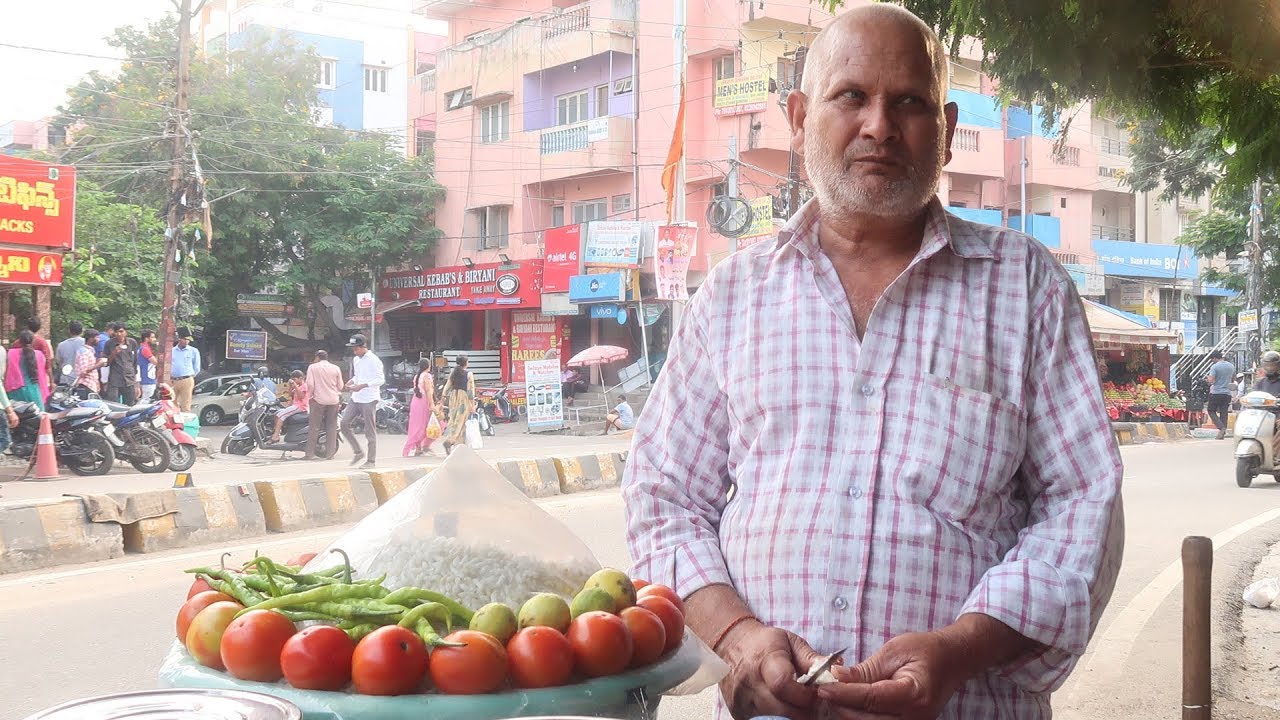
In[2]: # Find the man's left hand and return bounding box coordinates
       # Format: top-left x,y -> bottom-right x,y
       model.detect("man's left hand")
816,631 -> 966,720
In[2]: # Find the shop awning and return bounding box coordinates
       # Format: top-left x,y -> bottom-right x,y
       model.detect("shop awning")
1083,299 -> 1178,347
346,299 -> 421,322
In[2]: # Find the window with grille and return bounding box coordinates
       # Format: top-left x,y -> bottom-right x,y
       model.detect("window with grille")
413,130 -> 435,158
557,91 -> 588,126
595,85 -> 610,118
572,198 -> 607,223
713,54 -> 736,80
551,206 -> 565,227
613,77 -> 633,94
445,87 -> 473,110
474,206 -> 510,249
480,101 -> 509,143
1159,289 -> 1182,322
612,194 -> 631,213
363,66 -> 388,93
317,59 -> 336,89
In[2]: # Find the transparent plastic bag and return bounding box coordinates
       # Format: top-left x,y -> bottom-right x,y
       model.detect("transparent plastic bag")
1243,577 -> 1280,609
303,445 -> 599,611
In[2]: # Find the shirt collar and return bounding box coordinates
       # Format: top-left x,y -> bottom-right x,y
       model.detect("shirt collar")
775,196 -> 995,261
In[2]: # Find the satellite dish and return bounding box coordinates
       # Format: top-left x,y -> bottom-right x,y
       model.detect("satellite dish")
707,195 -> 753,238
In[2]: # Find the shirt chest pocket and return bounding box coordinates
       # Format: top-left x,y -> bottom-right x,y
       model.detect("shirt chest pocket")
893,373 -> 1027,528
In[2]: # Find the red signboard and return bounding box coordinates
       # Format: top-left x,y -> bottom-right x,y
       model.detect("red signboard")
542,225 -> 581,293
509,311 -> 564,383
0,249 -> 63,286
0,156 -> 76,250
379,260 -> 544,312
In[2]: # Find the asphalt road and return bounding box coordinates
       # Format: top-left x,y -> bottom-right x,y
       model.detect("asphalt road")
3,438 -> 1278,719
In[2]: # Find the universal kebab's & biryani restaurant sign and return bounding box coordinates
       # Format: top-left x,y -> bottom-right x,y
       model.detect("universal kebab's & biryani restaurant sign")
379,260 -> 544,311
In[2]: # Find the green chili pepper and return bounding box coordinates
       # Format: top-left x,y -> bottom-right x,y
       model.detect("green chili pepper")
241,557 -> 286,597
340,623 -> 379,641
397,601 -> 463,647
186,568 -> 265,607
382,588 -> 474,625
236,582 -> 387,615
327,548 -> 354,584
279,610 -> 339,623
292,600 -> 404,621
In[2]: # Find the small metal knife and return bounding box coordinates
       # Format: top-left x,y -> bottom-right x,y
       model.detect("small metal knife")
798,647 -> 847,686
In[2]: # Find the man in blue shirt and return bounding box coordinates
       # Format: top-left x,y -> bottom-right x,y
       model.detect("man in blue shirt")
170,328 -> 202,412
1206,350 -> 1237,440
55,321 -> 85,386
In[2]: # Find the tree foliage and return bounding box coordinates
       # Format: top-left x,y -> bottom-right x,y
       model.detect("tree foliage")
818,0 -> 1280,186
51,17 -> 444,350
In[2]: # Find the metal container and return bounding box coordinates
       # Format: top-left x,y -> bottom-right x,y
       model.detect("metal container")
24,688 -> 303,720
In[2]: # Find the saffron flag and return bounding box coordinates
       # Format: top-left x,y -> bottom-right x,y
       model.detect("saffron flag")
660,75 -> 687,224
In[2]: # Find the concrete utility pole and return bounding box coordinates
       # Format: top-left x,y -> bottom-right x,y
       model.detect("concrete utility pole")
158,0 -> 203,383
1247,176 -> 1266,369
785,46 -> 807,218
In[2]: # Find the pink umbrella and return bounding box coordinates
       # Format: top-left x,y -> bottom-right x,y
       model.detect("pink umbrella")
568,345 -> 630,368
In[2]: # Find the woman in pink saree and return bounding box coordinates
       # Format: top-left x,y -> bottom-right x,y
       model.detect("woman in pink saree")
402,358 -> 439,457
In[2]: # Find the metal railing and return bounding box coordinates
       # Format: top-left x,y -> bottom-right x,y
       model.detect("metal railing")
543,4 -> 590,39
1097,136 -> 1130,156
540,122 -> 590,154
954,127 -> 980,152
1092,224 -> 1135,242
1171,327 -> 1239,389
1053,146 -> 1082,166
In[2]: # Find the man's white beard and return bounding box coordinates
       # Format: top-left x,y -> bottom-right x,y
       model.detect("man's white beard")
805,134 -> 944,220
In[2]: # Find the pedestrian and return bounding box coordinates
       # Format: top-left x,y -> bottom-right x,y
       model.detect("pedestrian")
6,330 -> 49,410
105,323 -> 140,405
96,322 -> 112,388
22,317 -> 54,384
602,393 -> 634,435
170,328 -> 202,412
0,345 -> 18,460
1186,376 -> 1209,429
440,356 -> 475,454
304,349 -> 344,460
1205,350 -> 1236,439
339,334 -> 383,469
402,358 -> 438,457
55,321 -> 85,386
72,329 -> 106,400
270,370 -> 309,443
621,7 -> 1123,720
137,330 -> 158,402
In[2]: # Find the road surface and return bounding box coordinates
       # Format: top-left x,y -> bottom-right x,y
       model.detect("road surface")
3,437 -> 1278,719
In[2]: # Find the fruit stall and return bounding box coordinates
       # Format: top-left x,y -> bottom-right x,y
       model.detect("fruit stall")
1102,377 -> 1187,422
1084,300 -> 1181,421
148,448 -> 723,720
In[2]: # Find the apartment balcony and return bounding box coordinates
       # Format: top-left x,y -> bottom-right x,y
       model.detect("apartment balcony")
1007,135 -> 1099,192
535,115 -> 634,181
1093,224 -> 1136,242
947,126 -> 1005,179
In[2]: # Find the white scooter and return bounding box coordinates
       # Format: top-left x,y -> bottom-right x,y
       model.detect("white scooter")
1234,390 -> 1280,487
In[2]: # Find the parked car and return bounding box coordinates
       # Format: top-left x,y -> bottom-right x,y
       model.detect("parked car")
192,378 -> 254,426
193,373 -> 253,397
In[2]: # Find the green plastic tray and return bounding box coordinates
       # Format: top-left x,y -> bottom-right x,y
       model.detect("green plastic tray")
157,633 -> 703,720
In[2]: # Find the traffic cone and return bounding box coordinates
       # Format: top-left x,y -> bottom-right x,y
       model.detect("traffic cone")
35,414 -> 59,479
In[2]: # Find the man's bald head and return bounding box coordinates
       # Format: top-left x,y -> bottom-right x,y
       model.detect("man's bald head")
801,4 -> 948,100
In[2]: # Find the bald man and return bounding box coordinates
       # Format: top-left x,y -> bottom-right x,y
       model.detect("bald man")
622,5 -> 1123,720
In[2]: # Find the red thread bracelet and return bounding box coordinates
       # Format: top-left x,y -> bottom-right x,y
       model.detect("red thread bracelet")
710,613 -> 759,653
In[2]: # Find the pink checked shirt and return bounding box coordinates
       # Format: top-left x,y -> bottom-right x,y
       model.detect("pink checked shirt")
623,198 -> 1124,718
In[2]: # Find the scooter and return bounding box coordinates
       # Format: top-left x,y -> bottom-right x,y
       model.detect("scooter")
95,400 -> 172,474
152,396 -> 198,472
1234,390 -> 1280,488
222,388 -> 338,458
477,385 -> 518,428
8,386 -> 117,476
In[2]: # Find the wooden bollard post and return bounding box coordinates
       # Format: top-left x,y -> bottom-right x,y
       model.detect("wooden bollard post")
1182,536 -> 1213,720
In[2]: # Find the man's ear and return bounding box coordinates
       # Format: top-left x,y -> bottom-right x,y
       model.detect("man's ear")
787,89 -> 809,158
943,101 -> 959,165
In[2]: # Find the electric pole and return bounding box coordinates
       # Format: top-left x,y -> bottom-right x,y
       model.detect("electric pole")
158,0 -> 202,383
1247,176 -> 1266,370
785,46 -> 807,218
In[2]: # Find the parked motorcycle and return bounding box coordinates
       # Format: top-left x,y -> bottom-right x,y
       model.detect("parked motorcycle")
97,400 -> 172,474
477,385 -> 518,431
348,390 -> 409,435
1234,390 -> 1280,487
8,387 -> 116,476
222,390 -> 338,457
151,385 -> 198,472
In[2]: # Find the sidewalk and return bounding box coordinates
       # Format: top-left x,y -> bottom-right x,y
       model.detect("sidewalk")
1224,540 -> 1280,716
0,422 -> 633,504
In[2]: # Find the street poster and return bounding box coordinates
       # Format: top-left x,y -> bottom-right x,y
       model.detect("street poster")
584,221 -> 643,267
543,224 -> 582,292
713,71 -> 769,116
236,294 -> 291,316
0,155 -> 76,250
0,249 -> 62,286
510,311 -> 562,383
655,225 -> 696,301
1240,309 -> 1259,332
226,330 -> 269,361
524,359 -> 564,431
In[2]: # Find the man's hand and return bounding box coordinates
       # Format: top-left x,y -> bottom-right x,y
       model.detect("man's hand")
717,618 -> 825,720
816,631 -> 967,720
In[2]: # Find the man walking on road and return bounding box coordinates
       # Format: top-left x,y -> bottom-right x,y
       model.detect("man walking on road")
339,334 -> 382,469
105,323 -> 140,405
304,349 -> 344,460
1206,350 -> 1236,439
55,321 -> 85,386
170,328 -> 202,412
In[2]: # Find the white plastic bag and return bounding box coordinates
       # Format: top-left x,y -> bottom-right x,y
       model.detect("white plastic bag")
465,416 -> 482,449
304,446 -> 598,610
1243,577 -> 1280,608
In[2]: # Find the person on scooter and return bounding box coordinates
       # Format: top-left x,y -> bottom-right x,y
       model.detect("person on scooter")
1250,351 -> 1280,460
252,366 -> 277,401
271,370 -> 309,443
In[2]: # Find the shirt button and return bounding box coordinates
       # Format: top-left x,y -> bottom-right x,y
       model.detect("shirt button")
848,486 -> 862,499
860,384 -> 874,397
832,596 -> 848,610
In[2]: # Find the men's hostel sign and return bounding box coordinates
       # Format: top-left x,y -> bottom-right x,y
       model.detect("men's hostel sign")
0,156 -> 76,250
714,71 -> 770,116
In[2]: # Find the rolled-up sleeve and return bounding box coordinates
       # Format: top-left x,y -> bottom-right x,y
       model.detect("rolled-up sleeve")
623,290 -> 735,601
958,277 -> 1124,693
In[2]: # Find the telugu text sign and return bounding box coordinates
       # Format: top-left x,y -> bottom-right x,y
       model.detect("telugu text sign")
226,330 -> 268,361
713,71 -> 770,116
0,249 -> 63,287
0,156 -> 76,250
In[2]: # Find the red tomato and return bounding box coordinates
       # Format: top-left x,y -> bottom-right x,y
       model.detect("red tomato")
352,626 -> 429,696
177,590 -> 237,641
567,611 -> 633,678
220,610 -> 297,682
632,578 -> 649,591
281,626 -> 355,691
429,630 -> 509,694
620,606 -> 666,668
637,596 -> 685,653
506,626 -> 574,688
187,576 -> 214,599
287,552 -> 318,567
637,584 -> 685,615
